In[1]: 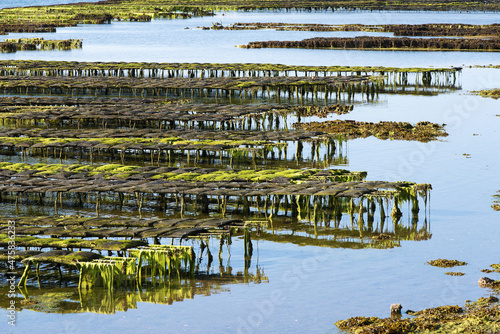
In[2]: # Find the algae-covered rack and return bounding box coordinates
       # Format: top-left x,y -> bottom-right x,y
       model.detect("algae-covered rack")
0,216 -> 244,245
0,127 -> 340,167
0,60 -> 458,82
0,0 -> 498,33
239,36 -> 500,52
17,245 -> 196,290
0,60 -> 460,91
0,75 -> 375,99
0,100 -> 293,130
0,102 -> 290,129
0,127 -> 329,142
201,22 -> 500,37
0,162 -> 428,221
0,38 -> 82,53
3,216 -> 251,289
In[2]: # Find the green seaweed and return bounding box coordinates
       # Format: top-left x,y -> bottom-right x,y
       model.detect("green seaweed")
472,89 -> 500,99
293,120 -> 447,142
335,297 -> 500,334
128,245 -> 195,283
78,257 -> 136,290
427,259 -> 467,268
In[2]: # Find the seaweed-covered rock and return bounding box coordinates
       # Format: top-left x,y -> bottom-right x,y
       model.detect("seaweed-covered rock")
241,36 -> 500,51
478,277 -> 495,288
390,303 -> 402,315
427,258 -> 467,268
293,120 -> 447,142
335,300 -> 500,334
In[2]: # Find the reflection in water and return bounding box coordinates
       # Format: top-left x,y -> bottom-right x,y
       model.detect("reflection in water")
0,80 -> 459,106
1,265 -> 267,314
249,216 -> 430,249
0,185 -> 430,316
244,188 -> 431,249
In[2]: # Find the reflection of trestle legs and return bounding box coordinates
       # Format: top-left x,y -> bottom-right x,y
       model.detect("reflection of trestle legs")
241,189 -> 432,248
16,232 -> 257,291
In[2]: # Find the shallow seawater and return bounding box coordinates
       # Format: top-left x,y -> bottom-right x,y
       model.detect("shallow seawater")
0,7 -> 499,334
2,11 -> 500,66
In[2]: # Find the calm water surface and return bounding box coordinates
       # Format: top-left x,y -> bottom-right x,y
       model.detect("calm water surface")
0,6 -> 499,334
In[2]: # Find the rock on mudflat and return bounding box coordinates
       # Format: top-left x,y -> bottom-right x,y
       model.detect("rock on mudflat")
390,303 -> 402,315
478,277 -> 495,288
